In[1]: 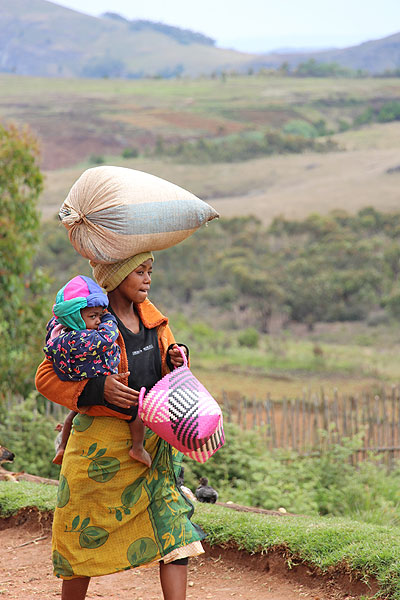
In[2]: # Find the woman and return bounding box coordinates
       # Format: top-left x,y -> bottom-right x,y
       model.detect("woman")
35,251 -> 205,600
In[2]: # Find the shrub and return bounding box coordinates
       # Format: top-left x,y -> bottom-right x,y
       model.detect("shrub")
237,327 -> 259,348
383,289 -> 400,319
81,57 -> 126,78
153,130 -> 337,164
338,119 -> 351,132
89,154 -> 105,165
183,423 -> 400,525
0,393 -> 61,479
294,59 -> 353,77
122,147 -> 139,159
367,310 -> 389,327
282,119 -> 319,139
378,101 -> 400,122
354,107 -> 374,126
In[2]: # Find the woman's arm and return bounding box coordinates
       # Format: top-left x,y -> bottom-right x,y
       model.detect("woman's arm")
35,359 -> 86,411
35,359 -> 135,419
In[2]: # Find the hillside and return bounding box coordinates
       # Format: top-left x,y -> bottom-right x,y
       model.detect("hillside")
266,31 -> 400,74
1,73 -> 399,225
0,0 -> 255,78
1,0 -> 399,77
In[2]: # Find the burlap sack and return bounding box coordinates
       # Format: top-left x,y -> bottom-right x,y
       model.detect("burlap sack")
59,166 -> 219,263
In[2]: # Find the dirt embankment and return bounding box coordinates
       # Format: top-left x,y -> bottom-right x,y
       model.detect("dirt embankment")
0,507 -> 381,600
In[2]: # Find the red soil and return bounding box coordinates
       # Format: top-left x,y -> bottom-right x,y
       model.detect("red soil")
0,508 -> 381,600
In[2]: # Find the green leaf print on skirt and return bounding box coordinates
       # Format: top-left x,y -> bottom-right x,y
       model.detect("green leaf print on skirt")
53,550 -> 74,578
65,515 -> 110,549
57,474 -> 70,508
72,414 -> 94,432
81,442 -> 120,482
121,477 -> 146,507
127,537 -> 158,567
80,526 -> 109,549
108,477 -> 146,521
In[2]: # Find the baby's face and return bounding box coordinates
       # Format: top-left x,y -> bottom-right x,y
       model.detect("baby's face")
81,306 -> 104,330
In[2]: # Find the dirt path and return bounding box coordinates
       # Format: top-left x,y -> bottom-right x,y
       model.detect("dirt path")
0,510 -> 380,600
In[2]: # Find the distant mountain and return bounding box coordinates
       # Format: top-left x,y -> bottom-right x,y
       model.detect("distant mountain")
102,12 -> 216,47
253,32 -> 400,74
0,0 -> 254,78
0,0 -> 399,78
270,47 -> 336,55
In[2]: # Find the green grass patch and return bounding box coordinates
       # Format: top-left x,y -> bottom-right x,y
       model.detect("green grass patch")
0,480 -> 57,516
192,337 -> 384,379
2,481 -> 400,598
194,504 -> 400,598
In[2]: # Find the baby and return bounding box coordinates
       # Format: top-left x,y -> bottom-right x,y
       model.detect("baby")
44,275 -> 151,467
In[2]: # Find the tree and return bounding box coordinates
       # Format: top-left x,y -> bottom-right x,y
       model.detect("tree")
0,123 -> 49,398
384,243 -> 400,283
223,253 -> 284,334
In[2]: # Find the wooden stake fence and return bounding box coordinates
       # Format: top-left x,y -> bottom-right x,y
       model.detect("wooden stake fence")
221,387 -> 400,467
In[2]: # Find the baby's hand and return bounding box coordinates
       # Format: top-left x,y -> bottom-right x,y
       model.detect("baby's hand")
168,344 -> 187,368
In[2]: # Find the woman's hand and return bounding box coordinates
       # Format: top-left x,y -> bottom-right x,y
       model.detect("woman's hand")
168,344 -> 187,368
104,372 -> 139,408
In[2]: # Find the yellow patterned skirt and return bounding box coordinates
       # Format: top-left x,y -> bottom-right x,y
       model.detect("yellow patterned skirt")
52,413 -> 204,579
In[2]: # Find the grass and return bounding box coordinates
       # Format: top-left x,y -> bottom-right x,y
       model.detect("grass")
2,480 -> 400,598
0,480 -> 57,516
3,72 -> 400,101
195,504 -> 400,598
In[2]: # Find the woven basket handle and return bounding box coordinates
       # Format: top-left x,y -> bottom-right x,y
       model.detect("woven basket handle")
175,345 -> 188,368
138,387 -> 146,418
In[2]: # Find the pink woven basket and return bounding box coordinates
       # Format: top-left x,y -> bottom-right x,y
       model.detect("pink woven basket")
138,348 -> 225,463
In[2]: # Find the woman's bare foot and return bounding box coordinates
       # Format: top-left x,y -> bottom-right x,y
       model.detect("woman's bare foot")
52,448 -> 65,465
129,445 -> 152,468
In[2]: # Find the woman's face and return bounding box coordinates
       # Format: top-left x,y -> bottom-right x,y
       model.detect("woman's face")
118,259 -> 153,303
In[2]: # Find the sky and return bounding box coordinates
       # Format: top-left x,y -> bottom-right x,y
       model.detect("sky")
54,0 -> 400,52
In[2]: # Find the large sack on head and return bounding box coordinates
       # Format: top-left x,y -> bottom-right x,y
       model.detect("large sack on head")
59,166 -> 219,263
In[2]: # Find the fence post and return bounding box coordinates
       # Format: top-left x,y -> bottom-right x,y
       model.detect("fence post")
269,394 -> 276,449
391,385 -> 396,468
265,397 -> 272,449
375,394 -> 381,451
312,395 -> 319,449
281,398 -> 287,448
218,389 -> 400,468
252,397 -> 258,429
237,396 -> 242,428
332,388 -> 339,444
224,391 -> 232,423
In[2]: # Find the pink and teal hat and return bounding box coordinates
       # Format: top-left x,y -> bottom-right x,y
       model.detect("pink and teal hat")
53,275 -> 109,330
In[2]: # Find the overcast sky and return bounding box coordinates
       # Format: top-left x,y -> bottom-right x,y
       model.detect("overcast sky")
54,0 -> 400,52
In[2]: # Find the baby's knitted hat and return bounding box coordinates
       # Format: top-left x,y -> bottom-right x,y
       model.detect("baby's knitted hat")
53,275 -> 109,330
